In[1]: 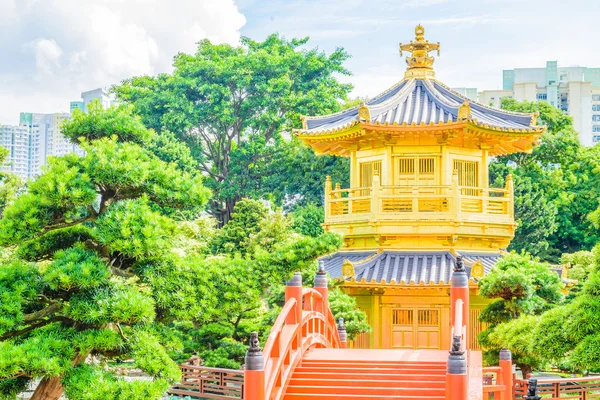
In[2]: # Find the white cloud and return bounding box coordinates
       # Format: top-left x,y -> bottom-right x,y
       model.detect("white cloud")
0,0 -> 18,24
0,0 -> 246,124
403,0 -> 449,8
27,38 -> 63,74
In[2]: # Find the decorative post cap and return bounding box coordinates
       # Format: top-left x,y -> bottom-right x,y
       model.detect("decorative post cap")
314,261 -> 328,288
499,349 -> 512,361
525,377 -> 541,400
454,255 -> 465,272
337,317 -> 347,343
245,332 -> 264,370
452,255 -> 469,288
447,334 -> 466,374
287,271 -> 302,287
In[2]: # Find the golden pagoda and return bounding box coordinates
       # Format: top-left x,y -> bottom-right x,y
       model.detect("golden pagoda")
295,25 -> 545,351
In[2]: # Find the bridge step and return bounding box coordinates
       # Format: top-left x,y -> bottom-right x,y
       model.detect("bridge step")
291,372 -> 446,381
285,386 -> 446,395
289,378 -> 446,388
284,349 -> 449,399
284,395 -> 445,400
294,366 -> 445,375
300,361 -> 445,368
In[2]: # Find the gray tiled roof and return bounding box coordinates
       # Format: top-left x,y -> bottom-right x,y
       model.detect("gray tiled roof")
303,78 -> 535,134
320,250 -> 502,285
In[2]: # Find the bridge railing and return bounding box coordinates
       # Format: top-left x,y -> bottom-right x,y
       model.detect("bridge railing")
168,356 -> 244,399
514,375 -> 600,399
244,266 -> 345,400
481,349 -> 512,400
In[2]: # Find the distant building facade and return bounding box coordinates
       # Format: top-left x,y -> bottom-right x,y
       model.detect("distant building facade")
0,125 -> 40,179
1,88 -> 110,180
477,61 -> 600,146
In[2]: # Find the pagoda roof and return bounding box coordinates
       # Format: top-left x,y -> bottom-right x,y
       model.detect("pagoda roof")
320,250 -> 501,286
295,25 -> 545,156
297,78 -> 540,136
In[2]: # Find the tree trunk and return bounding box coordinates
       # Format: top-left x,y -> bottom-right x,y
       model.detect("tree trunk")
30,352 -> 88,400
30,376 -> 64,400
518,362 -> 533,379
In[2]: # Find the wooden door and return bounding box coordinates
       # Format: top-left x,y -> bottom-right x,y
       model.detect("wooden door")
391,308 -> 441,349
391,309 -> 414,348
415,309 -> 440,349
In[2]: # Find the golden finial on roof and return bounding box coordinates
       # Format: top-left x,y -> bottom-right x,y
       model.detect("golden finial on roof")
399,24 -> 440,79
342,259 -> 355,278
457,101 -> 472,121
358,102 -> 371,121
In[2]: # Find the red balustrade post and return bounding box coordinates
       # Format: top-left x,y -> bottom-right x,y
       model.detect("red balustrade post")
451,255 -> 470,348
314,262 -> 329,312
499,349 -> 513,400
337,318 -> 347,348
244,332 -> 265,400
446,334 -> 468,400
286,272 -> 303,325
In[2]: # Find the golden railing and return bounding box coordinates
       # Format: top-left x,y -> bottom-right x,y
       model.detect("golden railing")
324,175 -> 514,223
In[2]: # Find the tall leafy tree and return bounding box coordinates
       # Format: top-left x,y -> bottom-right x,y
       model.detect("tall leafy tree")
493,244 -> 600,373
490,98 -> 600,260
0,104 -> 211,400
478,252 -> 564,376
114,34 -> 353,224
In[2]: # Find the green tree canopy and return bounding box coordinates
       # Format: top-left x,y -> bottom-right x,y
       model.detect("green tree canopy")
114,34 -> 353,224
0,105 -> 210,400
490,99 -> 600,260
478,252 -> 564,376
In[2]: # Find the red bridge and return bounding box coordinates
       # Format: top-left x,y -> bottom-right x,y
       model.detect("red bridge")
170,264 -> 547,400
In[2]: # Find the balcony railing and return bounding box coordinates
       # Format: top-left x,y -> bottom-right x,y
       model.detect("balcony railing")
324,174 -> 514,224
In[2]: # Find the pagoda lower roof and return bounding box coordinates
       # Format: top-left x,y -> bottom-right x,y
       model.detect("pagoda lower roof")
297,78 -> 542,136
320,250 -> 501,285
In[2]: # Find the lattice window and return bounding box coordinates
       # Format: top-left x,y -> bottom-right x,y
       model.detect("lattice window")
419,158 -> 435,175
417,310 -> 439,326
397,158 -> 415,175
453,160 -> 478,187
392,309 -> 413,325
360,160 -> 382,187
469,309 -> 488,350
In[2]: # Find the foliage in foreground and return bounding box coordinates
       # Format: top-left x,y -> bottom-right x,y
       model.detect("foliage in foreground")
0,104 -> 211,400
173,198 -> 369,369
478,252 -> 564,376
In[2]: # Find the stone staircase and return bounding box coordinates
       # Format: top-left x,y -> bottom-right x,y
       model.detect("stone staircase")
283,348 -> 448,399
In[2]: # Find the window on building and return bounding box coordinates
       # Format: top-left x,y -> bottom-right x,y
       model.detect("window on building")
594,135 -> 600,143
593,115 -> 600,122
593,95 -> 600,101
594,126 -> 600,132
537,93 -> 547,100
359,160 -> 382,188
453,160 -> 479,188
394,157 -> 436,186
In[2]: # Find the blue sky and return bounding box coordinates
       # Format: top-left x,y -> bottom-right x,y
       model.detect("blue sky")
237,0 -> 600,97
1,0 -> 599,124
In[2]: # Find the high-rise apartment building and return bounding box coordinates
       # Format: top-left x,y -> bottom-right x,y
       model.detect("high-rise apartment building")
478,61 -> 600,146
81,88 -> 112,110
0,88 -> 109,180
0,125 -> 40,179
